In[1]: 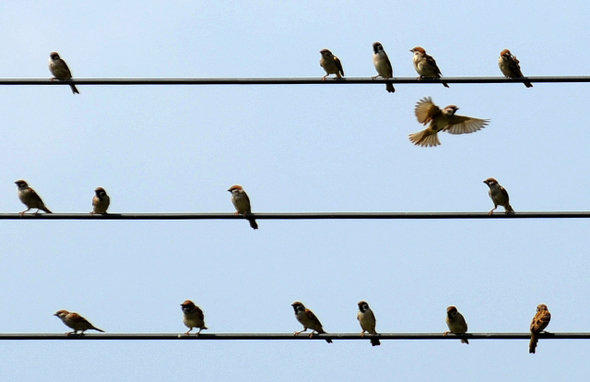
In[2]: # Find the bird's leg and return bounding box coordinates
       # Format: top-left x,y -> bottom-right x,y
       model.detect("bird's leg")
184,328 -> 192,336
294,328 -> 307,336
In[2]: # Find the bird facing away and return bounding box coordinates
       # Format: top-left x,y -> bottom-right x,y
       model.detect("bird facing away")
409,97 -> 489,147
410,46 -> 449,87
357,301 -> 380,346
319,49 -> 344,80
54,310 -> 104,336
530,304 -> 551,354
291,301 -> 332,343
228,185 -> 258,229
91,187 -> 110,214
372,42 -> 395,93
483,178 -> 515,215
498,49 -> 533,88
15,180 -> 52,215
48,52 -> 79,94
444,306 -> 469,344
181,300 -> 208,336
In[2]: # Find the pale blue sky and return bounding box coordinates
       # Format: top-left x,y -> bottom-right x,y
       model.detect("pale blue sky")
1,1 -> 589,380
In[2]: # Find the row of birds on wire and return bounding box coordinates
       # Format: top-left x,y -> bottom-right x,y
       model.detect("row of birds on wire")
14,177 -> 515,228
47,45 -> 530,147
53,301 -> 552,354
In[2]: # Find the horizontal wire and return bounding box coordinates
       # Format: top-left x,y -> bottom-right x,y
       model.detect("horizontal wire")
0,332 -> 586,340
0,76 -> 588,86
2,212 -> 590,220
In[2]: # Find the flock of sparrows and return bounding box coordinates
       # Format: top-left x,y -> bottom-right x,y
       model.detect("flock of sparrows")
319,44 -> 534,147
53,301 -> 552,353
49,46 -> 530,148
42,48 -> 539,354
13,177 -> 515,221
14,180 -> 259,228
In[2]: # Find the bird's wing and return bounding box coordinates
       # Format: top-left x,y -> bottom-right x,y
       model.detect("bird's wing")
444,116 -> 489,135
414,97 -> 439,125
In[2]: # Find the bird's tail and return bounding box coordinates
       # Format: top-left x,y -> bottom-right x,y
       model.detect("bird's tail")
461,338 -> 469,344
523,81 -> 533,88
529,333 -> 538,353
370,338 -> 381,346
442,82 -> 450,88
409,130 -> 441,147
248,217 -> 258,230
386,83 -> 395,93
93,326 -> 105,333
69,81 -> 80,94
505,204 -> 515,215
41,206 -> 52,214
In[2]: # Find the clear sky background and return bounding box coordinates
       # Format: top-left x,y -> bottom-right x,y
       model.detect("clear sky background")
1,1 -> 589,380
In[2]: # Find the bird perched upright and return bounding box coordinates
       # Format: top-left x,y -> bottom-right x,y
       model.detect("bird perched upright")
444,306 -> 469,344
410,47 -> 449,87
180,300 -> 208,336
372,42 -> 395,93
228,185 -> 258,229
357,301 -> 380,346
91,187 -> 110,214
498,49 -> 533,88
319,49 -> 344,80
48,52 -> 79,94
483,178 -> 514,215
530,304 -> 551,354
15,180 -> 52,215
54,310 -> 104,336
409,97 -> 489,147
291,301 -> 332,343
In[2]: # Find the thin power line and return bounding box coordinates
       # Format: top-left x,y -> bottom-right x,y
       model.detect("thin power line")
2,212 -> 590,220
0,76 -> 588,86
0,332 -> 586,340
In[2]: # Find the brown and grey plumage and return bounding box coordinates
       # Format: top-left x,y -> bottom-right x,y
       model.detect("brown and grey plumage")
54,310 -> 104,335
444,306 -> 469,344
181,300 -> 208,336
499,49 -> 533,88
15,180 -> 52,215
48,52 -> 79,94
319,49 -> 344,80
292,301 -> 332,343
357,301 -> 380,346
530,304 -> 551,354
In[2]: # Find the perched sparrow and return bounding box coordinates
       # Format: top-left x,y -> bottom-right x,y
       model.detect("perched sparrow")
180,300 -> 208,336
409,97 -> 489,147
54,309 -> 104,336
291,301 -> 332,343
91,187 -> 110,214
357,301 -> 380,346
319,49 -> 344,80
228,185 -> 258,229
48,52 -> 79,94
15,180 -> 52,215
483,178 -> 514,215
530,304 -> 551,354
372,42 -> 395,93
410,47 -> 449,87
444,306 -> 469,344
499,49 -> 533,88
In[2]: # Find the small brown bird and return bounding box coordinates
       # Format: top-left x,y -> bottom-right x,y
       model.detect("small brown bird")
319,49 -> 344,80
444,306 -> 469,344
483,178 -> 514,215
410,47 -> 449,87
228,185 -> 258,229
292,301 -> 332,343
48,52 -> 79,94
357,301 -> 380,346
372,42 -> 395,93
54,310 -> 104,336
91,187 -> 110,214
499,49 -> 533,88
181,300 -> 208,336
530,304 -> 551,354
15,180 -> 52,215
409,97 -> 489,147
